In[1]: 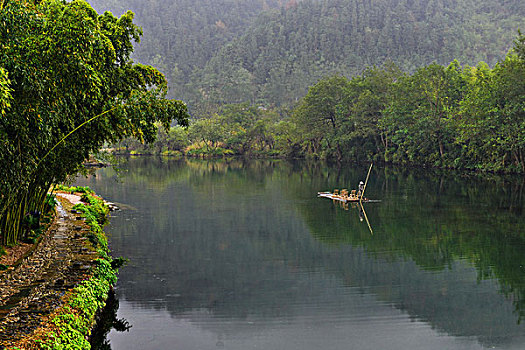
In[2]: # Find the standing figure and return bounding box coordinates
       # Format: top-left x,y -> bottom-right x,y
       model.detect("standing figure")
358,181 -> 364,197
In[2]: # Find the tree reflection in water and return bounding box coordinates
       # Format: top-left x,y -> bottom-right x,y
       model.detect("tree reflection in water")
77,157 -> 525,349
90,290 -> 131,350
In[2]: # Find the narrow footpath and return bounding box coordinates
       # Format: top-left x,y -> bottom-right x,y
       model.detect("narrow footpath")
0,195 -> 100,348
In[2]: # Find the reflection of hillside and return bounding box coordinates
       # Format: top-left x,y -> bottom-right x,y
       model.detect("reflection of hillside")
76,158 -> 525,348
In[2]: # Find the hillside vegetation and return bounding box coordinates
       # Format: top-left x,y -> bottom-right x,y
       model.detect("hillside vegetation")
45,0 -> 524,173
87,0 -> 524,113
86,0 -> 289,106
196,0 -> 524,111
121,33 -> 525,173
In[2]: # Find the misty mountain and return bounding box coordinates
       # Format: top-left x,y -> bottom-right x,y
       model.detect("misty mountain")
193,0 -> 524,110
86,0 -> 293,100
87,0 -> 524,113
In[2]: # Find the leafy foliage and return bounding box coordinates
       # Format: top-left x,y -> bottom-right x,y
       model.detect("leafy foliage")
0,67 -> 11,116
454,53 -> 525,172
0,0 -> 190,245
117,103 -> 284,158
290,35 -> 525,172
73,194 -> 110,250
136,32 -> 521,172
117,34 -> 524,173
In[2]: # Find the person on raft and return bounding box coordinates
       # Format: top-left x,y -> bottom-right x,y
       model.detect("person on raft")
358,181 -> 364,197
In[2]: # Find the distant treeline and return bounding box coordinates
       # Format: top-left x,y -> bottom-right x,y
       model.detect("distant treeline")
121,32 -> 525,173
87,0 -> 524,115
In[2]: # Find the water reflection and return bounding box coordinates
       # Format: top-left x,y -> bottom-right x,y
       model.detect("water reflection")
90,291 -> 131,350
77,157 -> 525,349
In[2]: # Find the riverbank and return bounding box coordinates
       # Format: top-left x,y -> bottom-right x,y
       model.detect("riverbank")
0,190 -> 118,349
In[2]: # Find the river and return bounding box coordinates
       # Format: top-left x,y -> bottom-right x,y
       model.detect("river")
76,157 -> 525,350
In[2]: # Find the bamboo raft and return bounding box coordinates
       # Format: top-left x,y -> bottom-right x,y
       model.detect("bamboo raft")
317,190 -> 369,203
317,164 -> 376,204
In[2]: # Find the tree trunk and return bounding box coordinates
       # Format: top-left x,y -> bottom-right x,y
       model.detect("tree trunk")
329,113 -> 336,129
336,143 -> 343,162
519,147 -> 525,173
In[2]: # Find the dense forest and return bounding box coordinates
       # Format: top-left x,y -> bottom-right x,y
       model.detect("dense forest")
86,0 -> 524,173
196,0 -> 524,110
86,0 -> 290,108
87,0 -> 523,113
120,32 -> 525,173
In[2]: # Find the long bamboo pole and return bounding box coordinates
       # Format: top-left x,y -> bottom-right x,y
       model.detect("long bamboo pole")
360,163 -> 373,205
36,106 -> 118,169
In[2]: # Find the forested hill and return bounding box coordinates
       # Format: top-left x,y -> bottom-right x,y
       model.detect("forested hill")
196,0 -> 524,110
88,0 -> 524,114
86,0 -> 291,101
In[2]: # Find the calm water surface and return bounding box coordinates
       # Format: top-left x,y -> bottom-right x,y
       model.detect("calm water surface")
77,157 -> 525,350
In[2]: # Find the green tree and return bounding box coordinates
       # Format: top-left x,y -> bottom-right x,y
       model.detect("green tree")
492,54 -> 525,172
292,75 -> 351,160
342,64 -> 401,162
381,62 -> 465,166
515,31 -> 525,60
188,117 -> 226,152
0,0 -> 189,245
453,62 -> 495,169
456,49 -> 525,172
166,126 -> 190,152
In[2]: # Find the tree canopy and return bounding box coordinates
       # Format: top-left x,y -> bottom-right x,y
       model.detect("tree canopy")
0,0 -> 189,245
290,35 -> 525,171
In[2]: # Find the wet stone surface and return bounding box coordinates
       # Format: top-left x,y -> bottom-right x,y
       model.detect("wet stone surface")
0,198 -> 98,348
